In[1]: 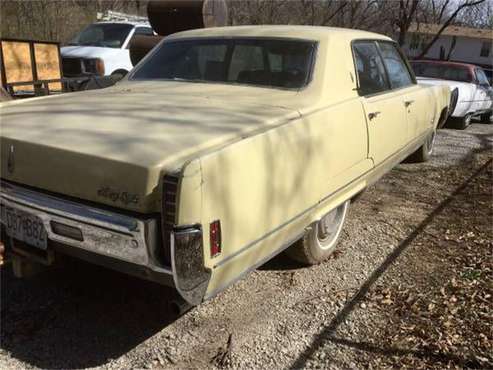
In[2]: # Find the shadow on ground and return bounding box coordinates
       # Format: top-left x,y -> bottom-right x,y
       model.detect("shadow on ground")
1,258 -> 181,369
288,155 -> 492,369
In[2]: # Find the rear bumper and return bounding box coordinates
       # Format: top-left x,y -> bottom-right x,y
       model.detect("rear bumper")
0,180 -> 175,287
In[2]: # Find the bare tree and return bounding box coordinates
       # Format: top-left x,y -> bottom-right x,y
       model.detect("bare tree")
416,0 -> 487,58
456,0 -> 493,28
380,0 -> 422,46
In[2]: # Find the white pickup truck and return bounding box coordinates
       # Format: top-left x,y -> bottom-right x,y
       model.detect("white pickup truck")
61,20 -> 154,78
411,60 -> 493,129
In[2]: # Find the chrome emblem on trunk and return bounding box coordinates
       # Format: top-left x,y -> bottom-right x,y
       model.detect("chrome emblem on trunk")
7,145 -> 15,174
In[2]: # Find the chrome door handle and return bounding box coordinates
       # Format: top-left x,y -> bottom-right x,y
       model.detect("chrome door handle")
368,111 -> 381,120
404,100 -> 414,107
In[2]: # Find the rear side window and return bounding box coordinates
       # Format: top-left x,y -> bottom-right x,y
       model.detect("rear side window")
352,42 -> 389,96
411,62 -> 474,83
378,42 -> 413,89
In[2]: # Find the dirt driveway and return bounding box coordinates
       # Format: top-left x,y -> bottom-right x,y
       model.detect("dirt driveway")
1,124 -> 492,369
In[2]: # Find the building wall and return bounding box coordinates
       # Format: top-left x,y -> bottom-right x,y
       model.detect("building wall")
403,34 -> 492,67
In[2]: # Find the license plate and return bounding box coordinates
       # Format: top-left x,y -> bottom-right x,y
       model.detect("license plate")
1,206 -> 47,249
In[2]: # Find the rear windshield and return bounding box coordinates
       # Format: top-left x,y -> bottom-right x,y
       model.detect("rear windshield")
411,62 -> 473,83
130,38 -> 317,89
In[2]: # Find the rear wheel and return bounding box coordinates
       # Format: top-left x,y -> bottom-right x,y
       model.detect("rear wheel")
286,201 -> 349,265
406,129 -> 435,163
111,69 -> 128,82
479,112 -> 492,124
450,114 -> 472,130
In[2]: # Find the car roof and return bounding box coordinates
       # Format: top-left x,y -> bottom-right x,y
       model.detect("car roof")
96,21 -> 151,27
166,25 -> 392,42
411,59 -> 477,71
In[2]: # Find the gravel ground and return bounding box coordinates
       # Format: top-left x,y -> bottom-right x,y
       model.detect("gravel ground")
1,123 -> 492,370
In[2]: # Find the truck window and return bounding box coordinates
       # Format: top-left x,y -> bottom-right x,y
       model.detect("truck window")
377,42 -> 413,89
68,23 -> 134,48
134,27 -> 154,36
476,68 -> 490,86
411,62 -> 474,83
352,41 -> 389,96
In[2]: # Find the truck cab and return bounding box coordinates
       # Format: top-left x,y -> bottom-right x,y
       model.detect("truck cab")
61,17 -> 154,78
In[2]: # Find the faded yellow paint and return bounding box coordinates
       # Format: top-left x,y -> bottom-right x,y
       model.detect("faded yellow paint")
0,26 -> 451,298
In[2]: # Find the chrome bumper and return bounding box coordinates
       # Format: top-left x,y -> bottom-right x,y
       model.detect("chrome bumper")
0,181 -> 172,276
0,181 -> 212,306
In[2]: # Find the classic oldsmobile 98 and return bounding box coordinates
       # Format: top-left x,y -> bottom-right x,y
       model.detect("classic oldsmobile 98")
0,26 -> 451,306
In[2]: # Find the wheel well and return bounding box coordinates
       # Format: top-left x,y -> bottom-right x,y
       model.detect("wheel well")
437,107 -> 448,129
111,69 -> 129,77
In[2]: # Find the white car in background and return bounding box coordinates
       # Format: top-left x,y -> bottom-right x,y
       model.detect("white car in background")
61,20 -> 154,79
410,60 -> 493,129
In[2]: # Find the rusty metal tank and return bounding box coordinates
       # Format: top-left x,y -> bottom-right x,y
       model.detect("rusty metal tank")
129,35 -> 163,66
147,0 -> 229,36
129,0 -> 228,66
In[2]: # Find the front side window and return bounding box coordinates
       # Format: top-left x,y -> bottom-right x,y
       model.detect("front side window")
476,68 -> 490,86
68,23 -> 133,48
378,42 -> 413,89
130,38 -> 316,89
352,41 -> 389,96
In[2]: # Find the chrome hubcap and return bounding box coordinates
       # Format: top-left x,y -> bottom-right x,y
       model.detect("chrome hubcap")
427,131 -> 436,154
316,202 -> 348,249
317,210 -> 337,241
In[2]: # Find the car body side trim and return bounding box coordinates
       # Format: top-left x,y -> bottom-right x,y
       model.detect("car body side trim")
212,128 -> 430,270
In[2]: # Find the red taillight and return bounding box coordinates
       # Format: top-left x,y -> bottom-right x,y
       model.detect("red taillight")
210,220 -> 221,257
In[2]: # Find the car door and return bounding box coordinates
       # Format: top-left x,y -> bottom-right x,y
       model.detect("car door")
352,41 -> 408,166
377,41 -> 429,141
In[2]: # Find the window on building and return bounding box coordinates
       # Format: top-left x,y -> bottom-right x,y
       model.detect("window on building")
480,41 -> 491,57
410,34 -> 420,50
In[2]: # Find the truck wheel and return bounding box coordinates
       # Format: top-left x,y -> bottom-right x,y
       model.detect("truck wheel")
451,114 -> 472,130
286,201 -> 349,265
480,112 -> 492,124
406,129 -> 435,163
111,69 -> 128,82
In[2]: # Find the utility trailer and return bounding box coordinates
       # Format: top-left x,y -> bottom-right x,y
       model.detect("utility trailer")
0,38 -> 116,99
0,0 -> 228,100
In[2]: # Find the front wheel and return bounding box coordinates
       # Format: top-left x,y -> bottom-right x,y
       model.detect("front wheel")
286,201 -> 349,265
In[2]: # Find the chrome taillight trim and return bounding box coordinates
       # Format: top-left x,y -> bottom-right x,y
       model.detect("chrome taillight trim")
171,227 -> 211,306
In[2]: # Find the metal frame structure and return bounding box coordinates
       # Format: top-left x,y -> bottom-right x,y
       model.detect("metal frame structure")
0,38 -> 71,97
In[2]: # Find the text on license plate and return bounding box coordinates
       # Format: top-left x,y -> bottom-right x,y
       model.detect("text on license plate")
2,207 -> 47,249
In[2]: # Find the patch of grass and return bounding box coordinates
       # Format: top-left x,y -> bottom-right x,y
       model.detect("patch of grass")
460,269 -> 482,280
